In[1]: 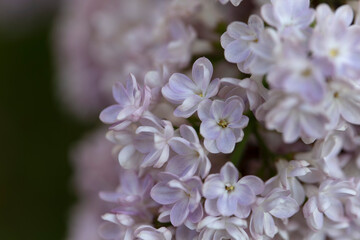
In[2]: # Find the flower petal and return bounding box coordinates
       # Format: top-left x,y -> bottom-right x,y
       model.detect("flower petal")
170,199 -> 190,226
216,128 -> 236,153
220,162 -> 239,184
217,193 -> 237,216
225,39 -> 250,63
150,183 -> 184,205
239,175 -> 264,195
100,105 -> 122,124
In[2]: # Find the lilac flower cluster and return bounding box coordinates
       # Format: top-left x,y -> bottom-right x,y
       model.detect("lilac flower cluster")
223,0 -> 360,143
59,0 -> 360,239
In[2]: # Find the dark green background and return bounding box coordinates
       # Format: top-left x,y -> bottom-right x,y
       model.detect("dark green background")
0,8 -> 93,240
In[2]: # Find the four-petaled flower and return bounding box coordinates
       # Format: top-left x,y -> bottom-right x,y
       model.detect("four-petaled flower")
203,162 -> 264,217
162,57 -> 220,118
199,97 -> 249,154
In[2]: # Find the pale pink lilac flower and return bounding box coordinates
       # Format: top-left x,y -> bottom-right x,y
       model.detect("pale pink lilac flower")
55,0 -> 199,119
153,20 -> 197,68
266,41 -> 327,103
197,215 -> 250,240
221,15 -> 264,73
248,28 -> 282,75
166,125 -> 211,179
256,91 -> 328,143
100,170 -> 157,221
323,80 -> 360,130
156,205 -> 199,231
203,162 -> 264,217
150,173 -> 203,226
311,7 -> 360,79
261,0 -> 315,37
315,4 -> 354,28
198,97 -> 249,154
296,132 -> 345,181
263,159 -> 310,205
250,188 -> 299,239
100,74 -> 151,130
106,126 -> 144,170
136,113 -> 174,168
162,57 -> 220,118
220,76 -> 268,112
134,225 -> 173,240
99,213 -> 140,240
303,179 -> 356,231
144,66 -> 170,104
218,0 -> 243,7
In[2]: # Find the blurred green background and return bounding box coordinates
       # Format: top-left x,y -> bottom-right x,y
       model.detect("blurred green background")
0,5 -> 93,240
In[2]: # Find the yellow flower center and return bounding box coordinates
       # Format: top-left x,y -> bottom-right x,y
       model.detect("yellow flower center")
225,184 -> 235,192
334,91 -> 339,98
330,48 -> 339,58
301,68 -> 312,77
218,119 -> 228,128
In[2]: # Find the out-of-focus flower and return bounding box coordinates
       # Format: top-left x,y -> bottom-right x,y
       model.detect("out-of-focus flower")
106,126 -> 144,170
303,179 -> 357,230
134,225 -> 173,240
197,215 -> 249,240
323,80 -> 360,130
67,128 -> 119,240
55,0 -> 200,119
267,41 -> 327,104
100,170 -> 157,221
248,28 -> 282,75
218,0 -> 243,7
256,92 -> 328,143
221,15 -> 264,73
261,0 -> 315,37
311,5 -> 360,79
